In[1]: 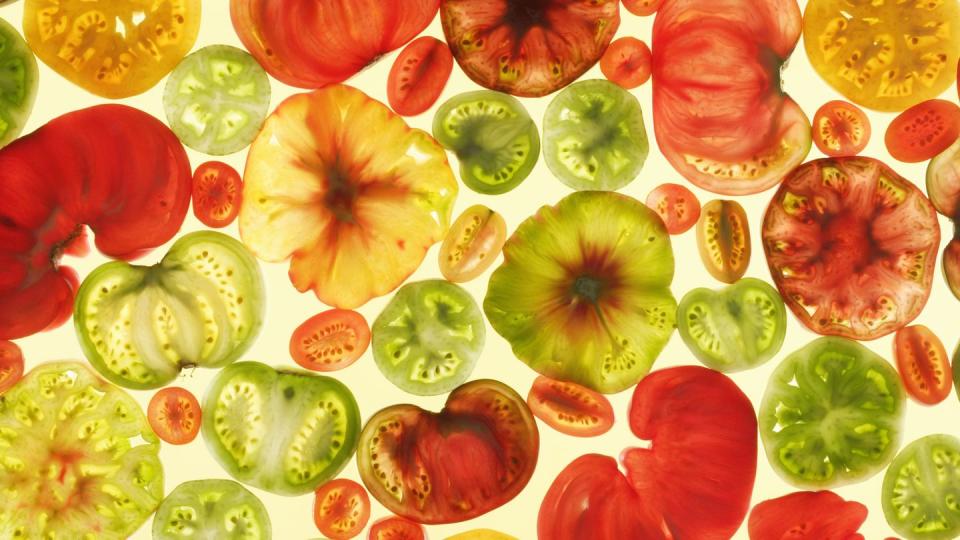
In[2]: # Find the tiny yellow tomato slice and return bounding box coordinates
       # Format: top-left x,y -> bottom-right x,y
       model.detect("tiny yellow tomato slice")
696,199 -> 751,283
439,204 -> 507,283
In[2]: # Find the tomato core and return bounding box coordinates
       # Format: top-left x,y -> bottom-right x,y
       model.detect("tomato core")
821,213 -> 873,276
323,169 -> 358,223
504,1 -> 552,30
573,275 -> 605,302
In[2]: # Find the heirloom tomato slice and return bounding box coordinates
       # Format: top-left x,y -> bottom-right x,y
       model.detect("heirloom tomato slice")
652,0 -> 811,195
894,325 -> 951,405
202,361 -> 362,495
313,479 -> 370,540
154,479 -> 271,540
369,517 -> 425,540
290,309 -> 370,372
0,17 -> 37,148
484,191 -> 677,394
882,434 -> 960,540
23,0 -> 200,98
357,379 -> 539,524
645,182 -> 701,234
439,205 -> 507,282
696,199 -> 751,283
148,386 -> 201,445
388,36 -> 453,117
440,0 -> 619,97
0,362 -> 164,538
885,99 -> 960,163
527,375 -> 614,437
240,85 -> 457,309
813,100 -> 871,157
0,340 -> 22,395
762,157 -> 940,340
230,0 -> 438,88
192,161 -> 244,229
748,491 -> 868,540
599,37 -> 652,90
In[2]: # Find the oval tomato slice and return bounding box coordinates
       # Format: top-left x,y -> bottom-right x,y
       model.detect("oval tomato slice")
148,387 -> 202,445
369,516 -> 425,540
622,0 -> 664,16
696,199 -> 751,283
527,376 -> 614,437
0,339 -> 23,394
439,205 -> 507,283
894,325 -> 951,405
313,479 -> 370,540
885,99 -> 960,163
645,182 -> 701,234
813,100 -> 871,157
290,309 -> 370,372
748,491 -> 868,540
599,37 -> 652,89
388,36 -> 453,117
192,161 -> 243,229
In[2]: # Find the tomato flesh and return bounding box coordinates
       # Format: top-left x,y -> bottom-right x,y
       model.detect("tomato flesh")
388,36 -> 453,116
894,325 -> 951,405
885,99 -> 960,163
527,376 -> 614,437
369,517 -> 425,540
291,309 -> 370,372
0,339 -> 23,394
148,387 -> 202,445
192,161 -> 243,229
154,479 -> 271,539
439,205 -> 507,282
645,182 -> 701,234
622,0 -> 663,16
599,37 -> 652,89
313,479 -> 370,540
748,491 -> 868,540
813,100 -> 871,157
696,199 -> 751,283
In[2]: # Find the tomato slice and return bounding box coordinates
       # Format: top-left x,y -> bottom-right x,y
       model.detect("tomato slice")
192,161 -> 243,229
599,37 -> 652,89
813,100 -> 871,157
148,387 -> 202,445
894,325 -> 951,405
882,435 -> 960,540
527,376 -> 614,437
313,479 -> 370,540
439,205 -> 507,283
369,516 -> 425,540
748,491 -> 868,540
445,529 -> 517,540
885,99 -> 960,163
290,309 -> 370,372
622,0 -> 663,16
154,479 -> 272,539
0,339 -> 23,394
645,182 -> 701,234
0,18 -> 37,148
387,37 -> 453,117
696,199 -> 751,283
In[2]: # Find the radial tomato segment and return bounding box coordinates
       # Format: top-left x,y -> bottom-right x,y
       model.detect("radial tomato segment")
748,491 -> 868,540
0,340 -> 23,394
192,161 -> 244,228
439,204 -> 507,282
290,309 -> 370,372
894,325 -> 951,405
885,99 -> 960,163
369,516 -> 426,540
313,479 -> 370,540
882,434 -> 960,540
153,479 -> 271,540
526,375 -> 614,437
813,100 -> 871,157
148,386 -> 202,445
0,18 -> 37,148
696,199 -> 751,283
599,37 -> 652,90
645,182 -> 701,234
388,36 -> 454,117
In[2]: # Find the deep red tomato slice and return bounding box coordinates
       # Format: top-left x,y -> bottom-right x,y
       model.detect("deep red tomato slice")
290,309 -> 370,372
147,387 -> 202,445
526,376 -> 614,437
645,183 -> 701,234
192,161 -> 243,229
387,36 -> 454,116
0,340 -> 24,394
885,99 -> 960,163
622,0 -> 664,16
368,516 -> 425,540
812,100 -> 871,157
748,491 -> 868,540
313,479 -> 370,540
894,325 -> 952,405
599,37 -> 652,89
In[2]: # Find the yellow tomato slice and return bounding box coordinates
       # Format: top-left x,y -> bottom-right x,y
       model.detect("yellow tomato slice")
445,529 -> 519,540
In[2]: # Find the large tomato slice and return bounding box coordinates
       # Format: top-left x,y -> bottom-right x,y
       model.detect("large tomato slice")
231,0 -> 439,89
0,105 -> 192,340
652,0 -> 811,195
748,491 -> 868,540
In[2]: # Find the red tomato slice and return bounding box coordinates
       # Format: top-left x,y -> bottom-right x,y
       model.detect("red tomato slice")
894,325 -> 952,405
599,37 -> 652,89
192,161 -> 243,229
748,491 -> 868,540
147,387 -> 201,445
368,516 -> 425,540
388,37 -> 454,117
0,340 -> 24,394
885,99 -> 960,163
527,376 -> 614,437
645,182 -> 702,234
622,0 -> 664,16
812,100 -> 871,157
290,309 -> 370,372
313,479 -> 370,540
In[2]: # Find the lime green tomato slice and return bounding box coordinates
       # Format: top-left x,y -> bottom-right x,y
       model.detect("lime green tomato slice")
677,277 -> 786,372
0,362 -> 164,538
759,337 -> 905,488
0,17 -> 37,148
153,479 -> 271,540
882,434 -> 960,540
372,279 -> 486,396
73,231 -> 266,389
542,79 -> 649,191
201,361 -> 361,495
163,45 -> 271,155
432,90 -> 539,194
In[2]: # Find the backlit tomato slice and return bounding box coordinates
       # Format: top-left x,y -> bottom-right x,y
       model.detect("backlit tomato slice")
645,183 -> 701,234
696,199 -> 750,283
313,479 -> 370,540
290,309 -> 370,372
439,205 -> 507,282
748,491 -> 868,540
885,100 -> 960,163
813,100 -> 871,157
527,376 -> 614,437
147,387 -> 201,445
388,36 -> 454,117
0,339 -> 23,394
369,516 -> 425,540
622,0 -> 663,16
599,37 -> 652,89
192,161 -> 243,229
894,325 -> 951,405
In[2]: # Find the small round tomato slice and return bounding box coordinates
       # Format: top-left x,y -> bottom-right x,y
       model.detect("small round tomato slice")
599,37 -> 652,90
812,100 -> 871,157
291,309 -> 370,372
748,491 -> 868,540
645,183 -> 701,234
368,516 -> 425,540
894,325 -> 951,405
148,387 -> 201,445
622,0 -> 663,16
0,339 -> 24,394
314,479 -> 370,540
439,205 -> 507,283
697,199 -> 750,283
527,376 -> 614,437
885,100 -> 960,163
192,161 -> 243,229
882,434 -> 960,540
388,36 -> 453,117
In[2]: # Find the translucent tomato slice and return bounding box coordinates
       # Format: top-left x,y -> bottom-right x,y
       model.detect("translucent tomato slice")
622,0 -> 664,16
192,161 -> 243,229
748,491 -> 868,540
369,516 -> 425,540
885,99 -> 960,163
0,339 -> 23,394
599,37 -> 652,89
696,199 -> 750,283
526,376 -> 614,437
894,325 -> 951,405
439,205 -> 507,283
387,36 -> 454,117
645,183 -> 701,234
290,309 -> 370,372
813,100 -> 871,157
147,387 -> 201,445
313,479 -> 370,540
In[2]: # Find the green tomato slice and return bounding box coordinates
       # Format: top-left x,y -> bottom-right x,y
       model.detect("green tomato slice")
676,277 -> 786,372
759,337 -> 905,488
201,361 -> 361,496
163,44 -> 271,155
542,79 -> 649,191
432,90 -> 539,194
0,362 -> 163,539
372,279 -> 485,396
74,231 -> 265,389
0,16 -> 37,148
882,434 -> 960,540
153,479 -> 271,540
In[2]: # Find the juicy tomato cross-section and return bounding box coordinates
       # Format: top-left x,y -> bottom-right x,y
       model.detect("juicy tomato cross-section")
387,36 -> 454,117
148,387 -> 202,445
894,325 -> 951,405
748,490 -> 868,540
526,375 -> 615,437
438,205 -> 508,283
812,100 -> 871,157
0,339 -> 23,394
369,516 -> 426,540
290,309 -> 370,372
599,37 -> 652,89
313,478 -> 370,540
646,182 -> 701,235
885,99 -> 960,163
192,161 -> 244,229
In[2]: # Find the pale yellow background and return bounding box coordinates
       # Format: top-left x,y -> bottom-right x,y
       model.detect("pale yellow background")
4,1 -> 958,538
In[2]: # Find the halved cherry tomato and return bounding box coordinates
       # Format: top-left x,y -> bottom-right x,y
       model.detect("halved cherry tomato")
885,100 -> 960,163
894,325 -> 951,405
697,199 -> 751,283
369,516 -> 425,540
599,37 -> 652,89
388,36 -> 454,117
0,340 -> 24,394
147,387 -> 201,445
622,0 -> 663,16
313,479 -> 370,540
290,309 -> 370,372
645,183 -> 701,234
192,161 -> 243,229
812,100 -> 871,157
439,205 -> 507,283
527,376 -> 614,437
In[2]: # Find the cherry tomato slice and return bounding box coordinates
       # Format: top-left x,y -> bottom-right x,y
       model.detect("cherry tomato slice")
192,161 -> 243,228
0,340 -> 24,394
290,309 -> 370,372
147,387 -> 201,445
645,183 -> 701,235
697,199 -> 751,283
894,325 -> 951,405
885,99 -> 960,163
368,516 -> 425,540
388,36 -> 454,117
812,100 -> 871,157
622,0 -> 663,15
439,205 -> 508,283
313,478 -> 371,540
527,376 -> 614,437
599,37 -> 652,89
